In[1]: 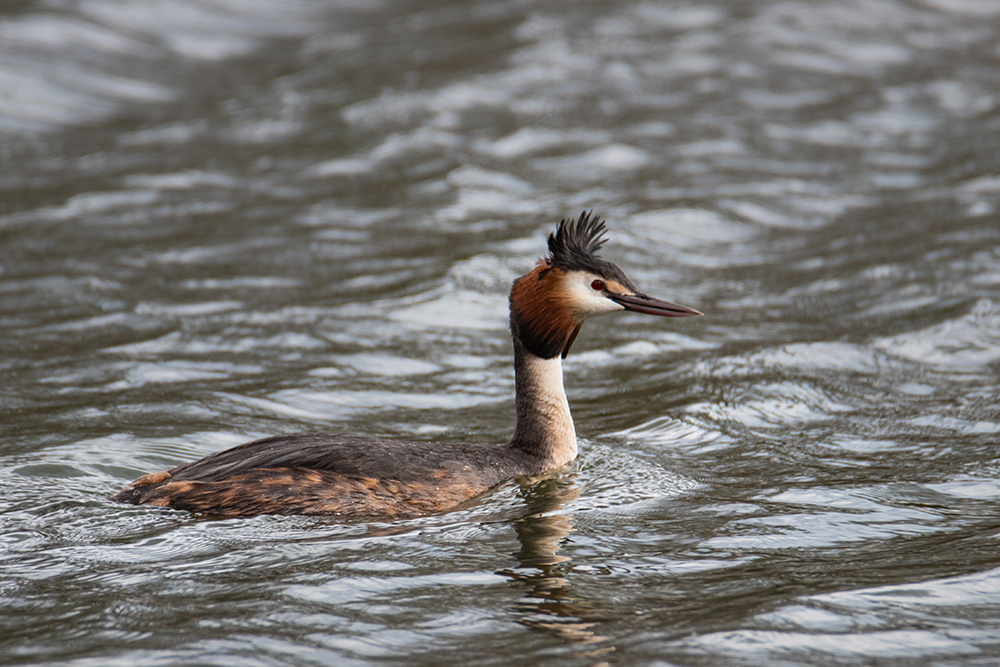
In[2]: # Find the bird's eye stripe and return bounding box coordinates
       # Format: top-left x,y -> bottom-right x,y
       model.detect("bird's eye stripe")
591,280 -> 605,291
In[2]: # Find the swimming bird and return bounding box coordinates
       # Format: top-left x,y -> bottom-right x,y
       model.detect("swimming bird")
112,213 -> 701,517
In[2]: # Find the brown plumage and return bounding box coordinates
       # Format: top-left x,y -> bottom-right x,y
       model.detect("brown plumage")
509,264 -> 581,360
114,433 -> 541,517
113,213 -> 701,518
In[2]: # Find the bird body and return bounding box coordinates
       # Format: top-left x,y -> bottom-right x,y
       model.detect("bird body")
113,213 -> 701,517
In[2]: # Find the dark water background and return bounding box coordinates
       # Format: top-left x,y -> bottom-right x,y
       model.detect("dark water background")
2,0 -> 1000,665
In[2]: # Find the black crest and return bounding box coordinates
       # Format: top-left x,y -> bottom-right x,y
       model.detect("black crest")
548,211 -> 607,271
547,211 -> 635,288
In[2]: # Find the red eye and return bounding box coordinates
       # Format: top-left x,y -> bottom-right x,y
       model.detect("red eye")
591,280 -> 605,291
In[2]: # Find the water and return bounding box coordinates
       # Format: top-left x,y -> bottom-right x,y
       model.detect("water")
2,0 -> 1000,664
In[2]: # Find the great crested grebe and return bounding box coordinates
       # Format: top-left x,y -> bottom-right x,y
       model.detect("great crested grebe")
113,213 -> 701,517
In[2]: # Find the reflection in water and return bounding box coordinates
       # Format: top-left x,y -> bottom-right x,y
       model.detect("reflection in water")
502,476 -> 615,663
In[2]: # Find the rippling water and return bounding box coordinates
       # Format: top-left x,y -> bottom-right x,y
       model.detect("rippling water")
3,0 -> 1000,665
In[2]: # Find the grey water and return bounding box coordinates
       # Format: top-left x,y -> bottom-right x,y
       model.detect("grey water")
2,0 -> 1000,665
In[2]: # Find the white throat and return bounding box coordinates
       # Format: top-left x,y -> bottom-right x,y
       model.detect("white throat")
507,340 -> 578,469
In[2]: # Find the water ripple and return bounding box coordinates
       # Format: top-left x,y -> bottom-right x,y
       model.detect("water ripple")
4,0 -> 1000,664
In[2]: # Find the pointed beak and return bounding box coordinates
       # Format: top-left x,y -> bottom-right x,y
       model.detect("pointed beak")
607,292 -> 703,318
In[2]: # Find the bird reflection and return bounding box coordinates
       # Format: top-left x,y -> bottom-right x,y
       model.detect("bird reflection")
499,473 -> 616,663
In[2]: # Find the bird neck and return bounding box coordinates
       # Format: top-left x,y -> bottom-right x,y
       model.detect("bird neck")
506,337 -> 578,470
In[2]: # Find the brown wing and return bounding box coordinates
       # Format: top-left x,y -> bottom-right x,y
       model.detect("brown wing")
112,433 -> 533,517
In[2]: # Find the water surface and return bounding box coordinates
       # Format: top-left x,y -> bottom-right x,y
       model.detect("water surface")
2,0 -> 1000,665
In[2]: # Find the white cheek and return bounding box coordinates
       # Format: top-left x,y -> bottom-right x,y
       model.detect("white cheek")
564,273 -> 624,318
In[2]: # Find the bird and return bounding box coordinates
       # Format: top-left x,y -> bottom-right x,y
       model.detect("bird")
112,212 -> 701,517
